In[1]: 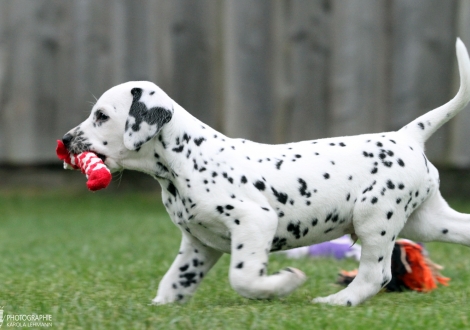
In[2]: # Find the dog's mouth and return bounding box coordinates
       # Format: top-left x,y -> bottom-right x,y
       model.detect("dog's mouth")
68,145 -> 107,163
96,153 -> 107,162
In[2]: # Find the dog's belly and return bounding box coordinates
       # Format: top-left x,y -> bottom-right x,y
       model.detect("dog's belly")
268,211 -> 353,252
176,207 -> 354,254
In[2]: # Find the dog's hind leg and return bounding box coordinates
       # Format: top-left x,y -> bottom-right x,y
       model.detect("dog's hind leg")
400,190 -> 470,246
313,206 -> 404,306
152,231 -> 222,305
228,204 -> 306,299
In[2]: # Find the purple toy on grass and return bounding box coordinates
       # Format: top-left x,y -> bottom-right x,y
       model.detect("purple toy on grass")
283,235 -> 361,261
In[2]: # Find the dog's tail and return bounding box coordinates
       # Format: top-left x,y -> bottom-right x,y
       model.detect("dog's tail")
400,38 -> 470,145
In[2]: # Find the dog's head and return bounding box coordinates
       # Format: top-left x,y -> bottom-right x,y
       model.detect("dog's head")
62,81 -> 173,172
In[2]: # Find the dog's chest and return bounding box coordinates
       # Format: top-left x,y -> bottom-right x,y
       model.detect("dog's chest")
162,192 -> 233,252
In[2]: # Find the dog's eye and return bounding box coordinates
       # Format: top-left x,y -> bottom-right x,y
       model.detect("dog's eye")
95,110 -> 109,122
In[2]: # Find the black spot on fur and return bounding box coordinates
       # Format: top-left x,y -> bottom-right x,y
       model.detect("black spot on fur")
254,181 -> 266,191
179,264 -> 189,272
271,237 -> 287,251
323,173 -> 330,179
298,178 -> 311,197
287,222 -> 301,239
397,158 -> 405,167
325,213 -> 333,222
442,229 -> 448,234
381,231 -> 386,236
371,197 -> 378,204
418,122 -> 425,130
167,182 -> 178,197
275,160 -> 283,170
236,262 -> 244,269
271,187 -> 288,204
387,211 -> 393,219
216,206 -> 224,214
194,137 -> 206,146
157,162 -> 169,173
179,272 -> 197,287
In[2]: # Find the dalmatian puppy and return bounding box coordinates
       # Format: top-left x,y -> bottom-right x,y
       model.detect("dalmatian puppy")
62,39 -> 470,306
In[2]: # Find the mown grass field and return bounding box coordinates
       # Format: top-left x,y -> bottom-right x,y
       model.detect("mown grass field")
1,190 -> 469,329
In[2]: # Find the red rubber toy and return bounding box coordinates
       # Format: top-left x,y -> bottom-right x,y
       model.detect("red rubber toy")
56,140 -> 111,191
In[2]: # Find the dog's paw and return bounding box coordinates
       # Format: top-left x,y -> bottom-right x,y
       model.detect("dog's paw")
275,267 -> 307,297
151,294 -> 186,305
312,292 -> 356,306
151,296 -> 171,306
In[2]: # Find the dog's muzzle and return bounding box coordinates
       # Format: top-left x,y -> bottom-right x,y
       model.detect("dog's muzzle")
62,133 -> 73,149
62,133 -> 107,162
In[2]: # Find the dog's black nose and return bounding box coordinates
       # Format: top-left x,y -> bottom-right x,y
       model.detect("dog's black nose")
62,133 -> 73,148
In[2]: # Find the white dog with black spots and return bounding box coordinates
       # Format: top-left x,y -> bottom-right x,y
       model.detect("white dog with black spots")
62,39 -> 470,306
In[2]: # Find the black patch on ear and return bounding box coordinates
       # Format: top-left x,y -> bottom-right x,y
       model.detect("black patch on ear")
128,87 -> 172,134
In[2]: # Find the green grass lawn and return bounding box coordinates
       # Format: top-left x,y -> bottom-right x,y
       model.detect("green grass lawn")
1,191 -> 470,329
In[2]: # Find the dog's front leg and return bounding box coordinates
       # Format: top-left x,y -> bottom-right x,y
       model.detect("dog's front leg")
152,231 -> 222,305
228,204 -> 306,299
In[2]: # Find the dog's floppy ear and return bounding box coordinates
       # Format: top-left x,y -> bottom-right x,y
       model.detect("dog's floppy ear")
124,87 -> 173,150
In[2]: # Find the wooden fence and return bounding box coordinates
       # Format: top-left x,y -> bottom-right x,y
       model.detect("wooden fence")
1,0 -> 470,167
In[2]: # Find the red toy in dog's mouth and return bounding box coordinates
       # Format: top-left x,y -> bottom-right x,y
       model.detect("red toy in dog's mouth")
56,140 -> 111,191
